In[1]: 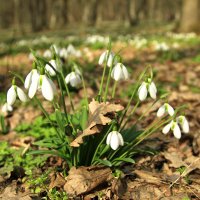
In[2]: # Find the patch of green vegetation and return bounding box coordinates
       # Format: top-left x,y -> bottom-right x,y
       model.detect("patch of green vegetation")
189,85 -> 200,93
192,54 -> 200,63
46,188 -> 68,200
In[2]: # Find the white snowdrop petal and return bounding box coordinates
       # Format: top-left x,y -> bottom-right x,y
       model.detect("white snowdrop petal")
107,54 -> 114,67
110,132 -> 120,150
42,75 -> 55,101
24,71 -> 32,89
167,104 -> 175,116
113,64 -> 122,81
162,122 -> 171,134
106,132 -> 112,145
65,74 -> 71,84
122,65 -> 129,80
117,132 -> 124,146
7,86 -> 16,106
138,82 -> 147,101
17,87 -> 27,102
45,60 -> 56,76
157,105 -> 165,117
173,123 -> 181,139
28,75 -> 39,99
149,82 -> 157,99
98,51 -> 106,65
182,118 -> 189,133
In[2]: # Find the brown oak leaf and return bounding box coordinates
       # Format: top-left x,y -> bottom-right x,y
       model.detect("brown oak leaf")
70,99 -> 124,147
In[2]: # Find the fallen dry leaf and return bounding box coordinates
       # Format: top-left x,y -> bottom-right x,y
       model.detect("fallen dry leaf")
49,172 -> 66,189
70,99 -> 124,147
163,152 -> 186,168
64,166 -> 112,196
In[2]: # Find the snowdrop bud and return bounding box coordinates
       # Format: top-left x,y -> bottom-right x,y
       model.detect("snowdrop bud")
157,105 -> 165,117
177,116 -> 189,133
2,103 -> 13,113
106,131 -> 124,150
45,60 -> 58,76
7,86 -> 17,106
148,82 -> 157,99
138,82 -> 148,101
98,50 -> 115,67
167,104 -> 174,116
65,72 -> 82,88
41,75 -> 56,101
111,63 -> 129,81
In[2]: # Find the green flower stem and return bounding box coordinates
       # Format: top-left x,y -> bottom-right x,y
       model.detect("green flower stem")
81,74 -> 89,110
57,73 -> 76,134
60,72 -> 75,112
119,67 -> 149,126
104,65 -> 113,102
91,123 -> 114,165
112,81 -> 117,99
120,100 -> 140,131
99,62 -> 107,97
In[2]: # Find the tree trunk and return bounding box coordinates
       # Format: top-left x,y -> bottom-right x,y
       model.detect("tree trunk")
178,0 -> 200,32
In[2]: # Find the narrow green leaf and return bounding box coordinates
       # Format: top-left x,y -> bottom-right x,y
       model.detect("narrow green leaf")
80,106 -> 88,130
113,157 -> 135,164
95,158 -> 112,167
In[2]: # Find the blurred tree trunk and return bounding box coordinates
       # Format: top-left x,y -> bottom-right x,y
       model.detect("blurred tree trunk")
29,0 -> 47,32
178,0 -> 200,32
82,0 -> 98,25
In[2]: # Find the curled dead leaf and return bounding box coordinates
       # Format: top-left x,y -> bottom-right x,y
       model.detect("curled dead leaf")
64,166 -> 112,196
70,99 -> 124,147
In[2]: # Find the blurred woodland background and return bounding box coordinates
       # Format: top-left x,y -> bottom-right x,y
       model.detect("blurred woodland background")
0,0 -> 200,33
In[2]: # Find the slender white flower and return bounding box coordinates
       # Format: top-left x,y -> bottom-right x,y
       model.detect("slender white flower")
28,74 -> 56,101
7,85 -> 27,106
98,50 -> 116,67
106,131 -> 124,150
162,120 -> 181,139
138,80 -> 157,101
24,69 -> 39,89
2,103 -> 13,113
111,63 -> 129,81
157,103 -> 175,117
65,72 -> 82,88
43,49 -> 52,58
45,59 -> 61,76
177,115 -> 189,133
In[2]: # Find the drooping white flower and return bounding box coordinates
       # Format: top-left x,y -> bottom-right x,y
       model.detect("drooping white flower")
157,103 -> 175,117
98,50 -> 116,67
177,115 -> 189,133
45,59 -> 61,76
111,63 -> 129,81
43,49 -> 52,58
106,131 -> 124,150
24,69 -> 39,89
7,85 -> 27,106
2,103 -> 13,113
65,72 -> 82,88
28,74 -> 56,101
162,120 -> 181,139
138,80 -> 157,101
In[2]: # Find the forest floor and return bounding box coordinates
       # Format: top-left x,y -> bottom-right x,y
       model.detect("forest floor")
0,31 -> 200,199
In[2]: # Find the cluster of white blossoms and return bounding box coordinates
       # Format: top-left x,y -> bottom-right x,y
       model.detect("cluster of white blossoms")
157,103 -> 189,139
98,50 -> 190,150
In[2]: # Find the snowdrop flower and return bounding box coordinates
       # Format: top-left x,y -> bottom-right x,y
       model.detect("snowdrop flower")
7,85 -> 27,106
157,103 -> 174,117
24,69 -> 39,89
2,103 -> 13,113
177,115 -> 189,133
111,63 -> 129,81
28,74 -> 56,101
162,120 -> 182,139
138,79 -> 157,101
65,72 -> 82,88
45,59 -> 61,76
43,49 -> 52,58
59,48 -> 68,59
98,50 -> 116,67
106,131 -> 124,150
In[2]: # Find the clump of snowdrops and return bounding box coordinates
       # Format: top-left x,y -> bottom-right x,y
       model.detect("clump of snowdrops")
4,43 -> 189,168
